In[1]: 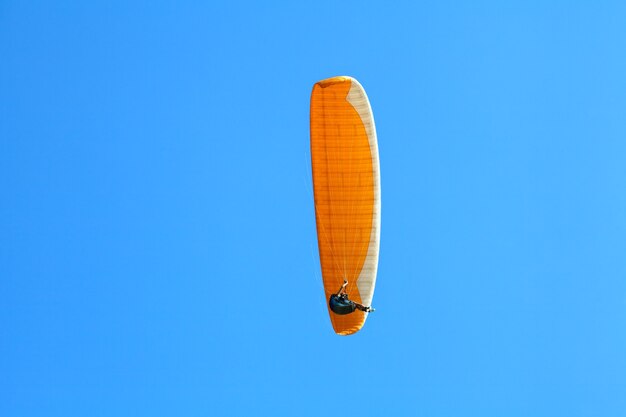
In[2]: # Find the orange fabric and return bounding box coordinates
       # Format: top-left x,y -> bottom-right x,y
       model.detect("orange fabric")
310,77 -> 375,335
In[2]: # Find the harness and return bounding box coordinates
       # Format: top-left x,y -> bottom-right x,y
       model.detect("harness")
329,294 -> 356,315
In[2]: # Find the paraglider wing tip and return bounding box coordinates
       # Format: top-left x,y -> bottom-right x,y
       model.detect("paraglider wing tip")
315,76 -> 354,88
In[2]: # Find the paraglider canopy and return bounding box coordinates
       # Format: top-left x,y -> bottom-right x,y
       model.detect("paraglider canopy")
310,76 -> 381,335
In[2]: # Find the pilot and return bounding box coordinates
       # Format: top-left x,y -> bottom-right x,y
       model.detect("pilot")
329,280 -> 375,315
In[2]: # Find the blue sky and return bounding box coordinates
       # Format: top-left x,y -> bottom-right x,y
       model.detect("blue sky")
2,1 -> 626,416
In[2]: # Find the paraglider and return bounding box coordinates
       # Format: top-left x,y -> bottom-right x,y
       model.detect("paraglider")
310,76 -> 381,335
329,280 -> 375,315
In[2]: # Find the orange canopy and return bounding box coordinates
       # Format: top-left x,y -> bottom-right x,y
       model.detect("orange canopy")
310,76 -> 381,335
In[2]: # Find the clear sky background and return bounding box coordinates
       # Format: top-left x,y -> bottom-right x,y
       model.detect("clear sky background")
2,1 -> 626,416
